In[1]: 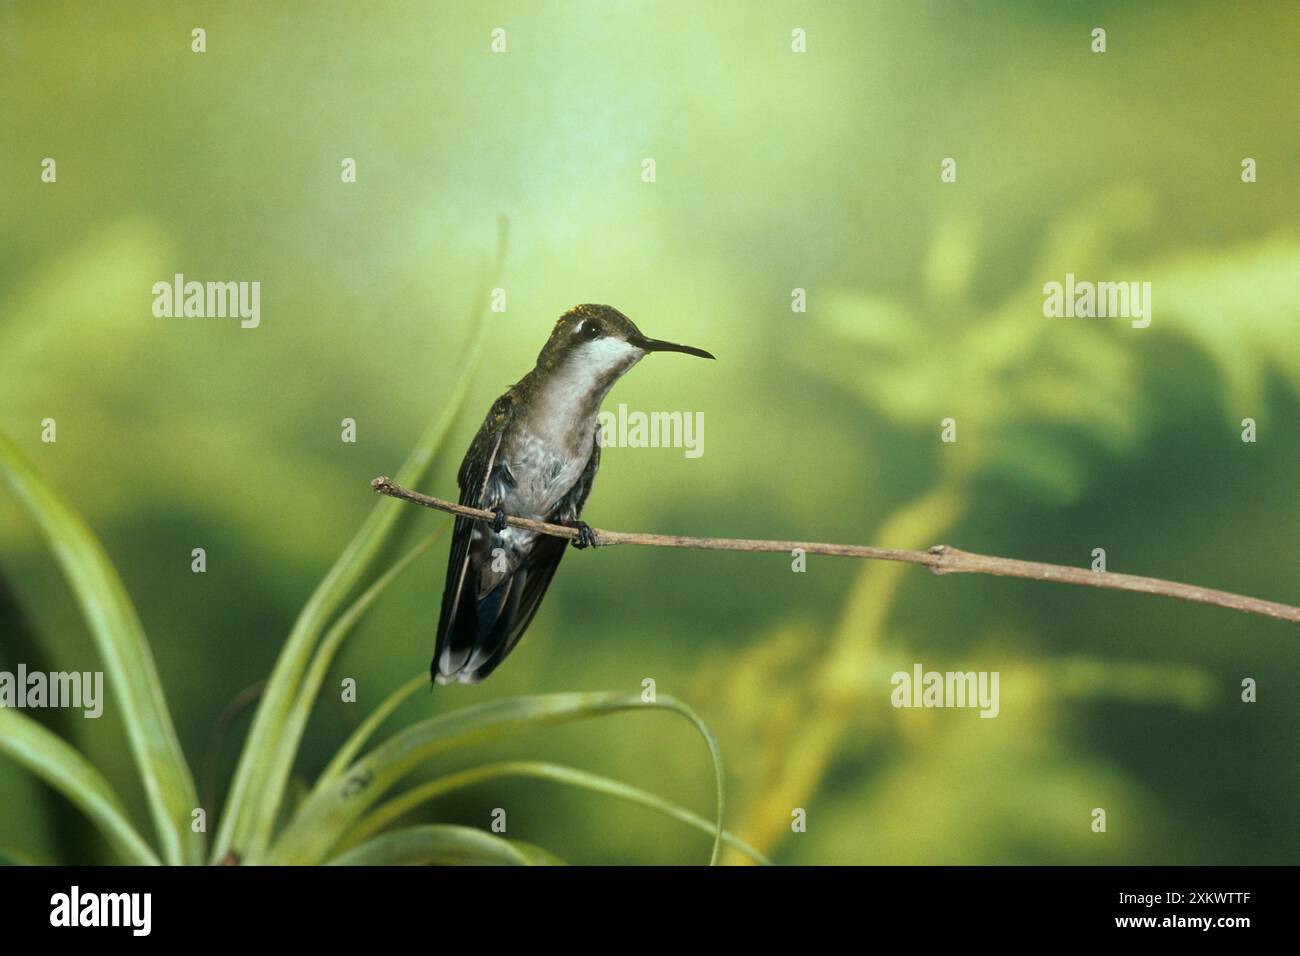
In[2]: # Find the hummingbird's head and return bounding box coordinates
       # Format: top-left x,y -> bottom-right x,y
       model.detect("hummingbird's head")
538,304 -> 715,386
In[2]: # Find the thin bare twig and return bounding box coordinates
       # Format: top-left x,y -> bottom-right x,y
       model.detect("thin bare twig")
370,475 -> 1300,625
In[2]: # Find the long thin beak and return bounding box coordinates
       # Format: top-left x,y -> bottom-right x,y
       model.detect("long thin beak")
630,335 -> 716,360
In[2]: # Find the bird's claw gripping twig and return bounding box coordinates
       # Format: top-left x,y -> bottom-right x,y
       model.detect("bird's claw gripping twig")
491,507 -> 509,533
571,520 -> 596,550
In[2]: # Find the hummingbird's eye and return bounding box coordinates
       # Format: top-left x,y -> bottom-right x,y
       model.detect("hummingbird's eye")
582,321 -> 601,339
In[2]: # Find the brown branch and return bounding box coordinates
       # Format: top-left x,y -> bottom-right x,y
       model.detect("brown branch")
370,475 -> 1300,626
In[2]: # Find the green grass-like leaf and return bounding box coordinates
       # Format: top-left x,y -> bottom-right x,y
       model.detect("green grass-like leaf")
240,526 -> 446,860
270,691 -> 725,865
343,760 -> 771,865
321,674 -> 429,783
326,824 -> 537,866
0,704 -> 160,865
0,430 -> 201,865
506,840 -> 569,865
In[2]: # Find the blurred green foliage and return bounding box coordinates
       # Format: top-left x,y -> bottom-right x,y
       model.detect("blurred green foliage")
2,1 -> 1298,864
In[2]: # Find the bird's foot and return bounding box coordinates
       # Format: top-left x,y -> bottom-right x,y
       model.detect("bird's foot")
571,520 -> 597,550
491,507 -> 509,533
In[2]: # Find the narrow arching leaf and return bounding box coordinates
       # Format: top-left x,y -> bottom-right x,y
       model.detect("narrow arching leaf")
326,824 -> 529,866
320,673 -> 429,783
0,430 -> 200,865
244,527 -> 444,858
507,840 -> 568,865
343,760 -> 771,865
0,707 -> 160,865
271,691 -> 724,865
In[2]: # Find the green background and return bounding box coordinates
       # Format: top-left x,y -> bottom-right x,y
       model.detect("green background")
2,0 -> 1298,864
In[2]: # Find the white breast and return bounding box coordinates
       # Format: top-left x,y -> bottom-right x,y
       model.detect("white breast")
504,426 -> 593,519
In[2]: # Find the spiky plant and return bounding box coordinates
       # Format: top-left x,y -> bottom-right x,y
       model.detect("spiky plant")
0,304 -> 756,866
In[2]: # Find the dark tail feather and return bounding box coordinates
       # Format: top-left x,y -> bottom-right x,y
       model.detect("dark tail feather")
432,571 -> 526,685
432,534 -> 568,685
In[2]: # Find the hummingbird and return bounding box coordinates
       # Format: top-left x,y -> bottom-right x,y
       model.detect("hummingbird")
431,304 -> 715,684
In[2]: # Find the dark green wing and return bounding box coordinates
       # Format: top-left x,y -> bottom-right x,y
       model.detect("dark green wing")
431,390 -> 515,682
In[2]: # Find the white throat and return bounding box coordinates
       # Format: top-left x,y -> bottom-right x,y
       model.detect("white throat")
539,337 -> 644,423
